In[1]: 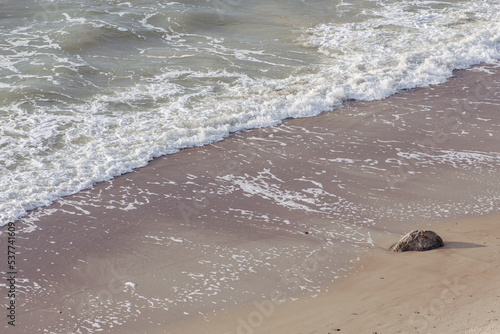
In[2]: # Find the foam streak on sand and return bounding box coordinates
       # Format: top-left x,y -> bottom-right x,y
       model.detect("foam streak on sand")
1,0 -> 500,225
1,64 -> 500,333
191,214 -> 500,334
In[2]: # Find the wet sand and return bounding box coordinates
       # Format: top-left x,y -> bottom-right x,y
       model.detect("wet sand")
1,62 -> 500,333
167,213 -> 500,334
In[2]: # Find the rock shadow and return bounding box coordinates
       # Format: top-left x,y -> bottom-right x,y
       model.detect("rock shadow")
442,241 -> 486,249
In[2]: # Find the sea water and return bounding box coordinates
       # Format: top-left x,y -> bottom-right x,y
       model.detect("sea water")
1,0 -> 499,225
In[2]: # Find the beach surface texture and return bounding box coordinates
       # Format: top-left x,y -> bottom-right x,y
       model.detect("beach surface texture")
1,63 -> 500,334
2,2 -> 500,333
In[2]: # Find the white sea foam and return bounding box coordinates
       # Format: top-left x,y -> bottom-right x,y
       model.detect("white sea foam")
0,0 -> 499,225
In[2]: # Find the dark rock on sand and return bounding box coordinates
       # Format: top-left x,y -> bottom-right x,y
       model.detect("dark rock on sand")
390,230 -> 444,252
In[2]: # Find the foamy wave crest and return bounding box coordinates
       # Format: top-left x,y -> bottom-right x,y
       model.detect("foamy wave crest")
300,0 -> 500,100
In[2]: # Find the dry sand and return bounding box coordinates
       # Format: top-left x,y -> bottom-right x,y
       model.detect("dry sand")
166,213 -> 500,334
1,62 -> 500,334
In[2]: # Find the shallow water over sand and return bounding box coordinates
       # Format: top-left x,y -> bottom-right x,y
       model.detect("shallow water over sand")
1,0 -> 499,224
2,64 -> 500,333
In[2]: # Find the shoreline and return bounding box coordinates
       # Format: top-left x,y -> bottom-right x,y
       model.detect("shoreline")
164,213 -> 500,334
1,62 -> 500,333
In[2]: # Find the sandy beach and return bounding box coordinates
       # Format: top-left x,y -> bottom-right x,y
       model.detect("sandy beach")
1,62 -> 500,334
167,213 -> 500,334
